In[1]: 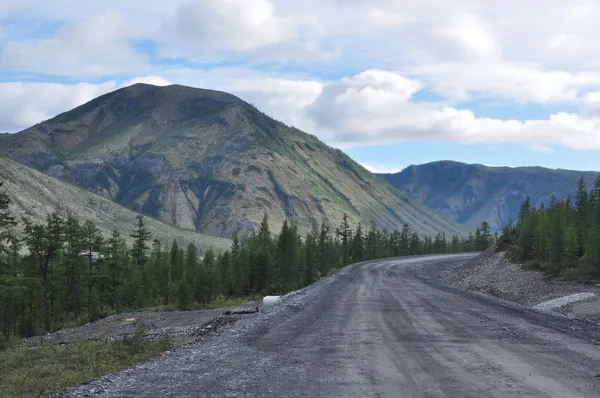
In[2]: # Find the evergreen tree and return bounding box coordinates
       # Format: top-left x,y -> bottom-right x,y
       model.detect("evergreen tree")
177,272 -> 193,310
63,215 -> 84,319
336,214 -> 352,266
82,220 -> 103,319
185,243 -> 198,290
23,213 -> 64,332
575,175 -> 588,256
350,222 -> 364,262
130,215 -> 151,268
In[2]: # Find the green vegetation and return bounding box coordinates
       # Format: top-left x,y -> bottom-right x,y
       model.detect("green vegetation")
0,179 -> 493,397
0,334 -> 174,398
0,180 -> 492,342
499,174 -> 600,279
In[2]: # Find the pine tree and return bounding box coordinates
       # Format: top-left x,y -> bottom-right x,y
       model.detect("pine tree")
0,182 -> 15,250
479,221 -> 492,250
23,213 -> 64,332
130,215 -> 151,268
303,225 -> 318,285
63,215 -> 84,319
350,222 -> 364,262
0,182 -> 23,340
575,175 -> 588,257
229,236 -> 244,297
82,220 -> 103,319
170,240 -> 183,291
177,272 -> 193,310
336,214 -> 352,266
365,221 -> 377,260
106,230 -> 125,310
185,243 -> 198,291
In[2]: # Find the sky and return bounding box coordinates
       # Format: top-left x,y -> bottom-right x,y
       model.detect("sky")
1,1 -> 600,173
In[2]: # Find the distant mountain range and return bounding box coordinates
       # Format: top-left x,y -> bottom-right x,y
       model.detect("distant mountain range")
379,160 -> 598,231
0,83 -> 467,239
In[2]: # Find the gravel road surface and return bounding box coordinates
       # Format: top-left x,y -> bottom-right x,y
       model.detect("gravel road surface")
56,254 -> 600,397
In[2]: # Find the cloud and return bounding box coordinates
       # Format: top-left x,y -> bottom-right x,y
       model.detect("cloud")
122,76 -> 172,87
0,0 -> 10,12
358,162 -> 404,174
4,67 -> 600,153
0,77 -> 172,132
4,0 -> 600,156
408,62 -> 600,104
0,81 -> 117,132
435,13 -> 500,61
303,69 -> 600,151
0,10 -> 148,76
160,0 -> 298,54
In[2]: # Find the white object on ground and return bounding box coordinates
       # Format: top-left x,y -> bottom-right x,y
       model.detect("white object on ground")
262,296 -> 282,307
532,293 -> 596,311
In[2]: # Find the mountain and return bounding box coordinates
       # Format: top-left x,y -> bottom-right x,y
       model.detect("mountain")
0,83 -> 467,238
0,157 -> 232,253
379,160 -> 598,231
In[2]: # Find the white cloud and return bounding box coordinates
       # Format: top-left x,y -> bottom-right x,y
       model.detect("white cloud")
303,69 -> 600,151
220,77 -> 322,128
408,62 -> 600,104
0,0 -> 10,12
122,76 -> 172,87
0,10 -> 148,76
4,0 -> 600,155
0,82 -> 117,132
160,0 -> 297,53
0,77 -> 172,132
358,162 -> 404,174
435,13 -> 500,61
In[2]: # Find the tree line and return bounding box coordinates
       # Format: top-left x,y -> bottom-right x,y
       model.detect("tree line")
0,182 -> 493,340
500,174 -> 600,278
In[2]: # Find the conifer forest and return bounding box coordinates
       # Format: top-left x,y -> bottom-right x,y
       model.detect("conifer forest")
0,182 -> 492,339
501,174 -> 600,278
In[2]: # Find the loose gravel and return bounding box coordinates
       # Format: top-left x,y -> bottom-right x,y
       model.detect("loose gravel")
52,266 -> 349,397
24,302 -> 260,346
53,254 -> 600,397
440,248 -> 600,321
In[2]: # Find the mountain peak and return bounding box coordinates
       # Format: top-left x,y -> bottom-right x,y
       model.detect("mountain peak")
1,84 -> 467,240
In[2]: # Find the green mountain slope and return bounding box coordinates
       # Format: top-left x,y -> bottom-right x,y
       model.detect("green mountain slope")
379,160 -> 598,231
0,83 -> 467,238
0,157 -> 231,252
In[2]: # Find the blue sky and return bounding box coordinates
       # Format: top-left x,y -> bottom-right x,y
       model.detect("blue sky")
2,0 -> 600,173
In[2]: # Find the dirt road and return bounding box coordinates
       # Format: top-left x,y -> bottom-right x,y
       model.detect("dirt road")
56,254 -> 600,397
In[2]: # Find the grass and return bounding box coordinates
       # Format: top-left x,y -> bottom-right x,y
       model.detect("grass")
203,295 -> 255,310
0,333 -> 174,398
142,296 -> 257,312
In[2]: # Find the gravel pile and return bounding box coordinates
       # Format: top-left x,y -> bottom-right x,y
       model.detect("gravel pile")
440,248 -> 600,320
23,302 -> 260,346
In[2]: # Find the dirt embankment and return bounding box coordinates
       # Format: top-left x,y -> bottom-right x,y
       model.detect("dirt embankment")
440,249 -> 600,322
23,301 -> 261,346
